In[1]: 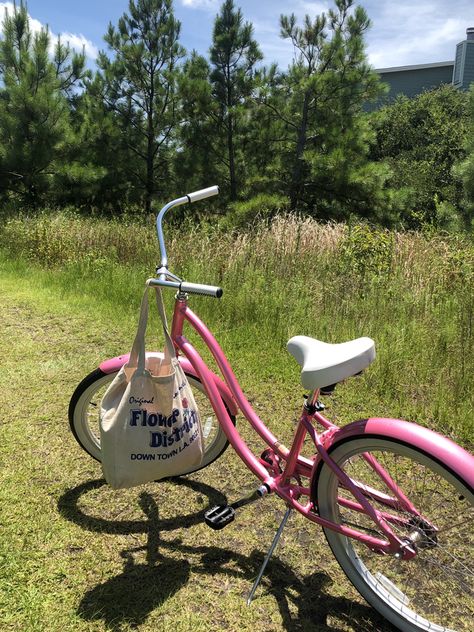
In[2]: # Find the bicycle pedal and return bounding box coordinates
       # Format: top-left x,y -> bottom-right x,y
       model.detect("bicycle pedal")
204,505 -> 236,530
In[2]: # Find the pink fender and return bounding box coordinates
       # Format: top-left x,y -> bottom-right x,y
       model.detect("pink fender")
323,417 -> 474,490
99,353 -> 238,417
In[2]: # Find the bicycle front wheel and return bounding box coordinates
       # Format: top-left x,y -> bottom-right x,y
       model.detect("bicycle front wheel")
315,436 -> 474,632
68,368 -> 235,475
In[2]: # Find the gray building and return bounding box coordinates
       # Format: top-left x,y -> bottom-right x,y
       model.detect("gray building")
375,27 -> 474,104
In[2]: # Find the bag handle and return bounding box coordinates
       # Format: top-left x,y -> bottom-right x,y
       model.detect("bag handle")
152,282 -> 176,362
128,284 -> 175,372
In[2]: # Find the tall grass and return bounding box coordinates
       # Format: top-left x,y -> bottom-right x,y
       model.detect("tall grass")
1,211 -> 473,444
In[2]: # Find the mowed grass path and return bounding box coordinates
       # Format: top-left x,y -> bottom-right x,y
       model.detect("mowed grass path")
0,265 -> 397,632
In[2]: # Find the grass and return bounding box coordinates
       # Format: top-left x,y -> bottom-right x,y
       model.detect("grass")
1,211 -> 473,442
0,211 -> 473,631
0,259 -> 394,632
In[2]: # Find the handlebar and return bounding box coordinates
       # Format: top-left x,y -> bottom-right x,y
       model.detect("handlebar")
187,185 -> 219,203
156,185 -> 219,269
147,278 -> 223,299
154,186 -> 222,297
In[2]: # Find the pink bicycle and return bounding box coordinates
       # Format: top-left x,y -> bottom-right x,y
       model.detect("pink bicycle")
69,187 -> 474,632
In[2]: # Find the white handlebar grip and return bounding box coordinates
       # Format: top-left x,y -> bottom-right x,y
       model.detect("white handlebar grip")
187,185 -> 219,203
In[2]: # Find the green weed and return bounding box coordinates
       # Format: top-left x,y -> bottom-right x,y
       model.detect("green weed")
1,211 -> 473,445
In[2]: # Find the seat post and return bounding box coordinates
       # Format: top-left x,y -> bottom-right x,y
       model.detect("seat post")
306,389 -> 320,410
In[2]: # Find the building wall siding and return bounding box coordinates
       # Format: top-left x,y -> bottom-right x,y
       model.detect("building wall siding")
461,41 -> 474,89
366,30 -> 473,110
379,65 -> 454,102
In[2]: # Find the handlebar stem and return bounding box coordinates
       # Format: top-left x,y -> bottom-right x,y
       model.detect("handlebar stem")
156,186 -> 219,275
156,195 -> 189,270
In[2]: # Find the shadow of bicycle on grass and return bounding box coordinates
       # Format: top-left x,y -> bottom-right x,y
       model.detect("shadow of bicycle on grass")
58,478 -> 396,632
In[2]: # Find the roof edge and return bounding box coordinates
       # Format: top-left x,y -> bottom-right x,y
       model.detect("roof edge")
376,60 -> 454,74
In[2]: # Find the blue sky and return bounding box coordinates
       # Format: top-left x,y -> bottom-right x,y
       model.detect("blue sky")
1,1 -> 474,70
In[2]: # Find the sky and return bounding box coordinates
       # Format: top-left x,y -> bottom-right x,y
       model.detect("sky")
1,0 -> 473,70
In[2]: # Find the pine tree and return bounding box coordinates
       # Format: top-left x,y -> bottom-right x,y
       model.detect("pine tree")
97,0 -> 184,213
209,0 -> 262,201
259,0 -> 386,219
0,1 -> 87,207
174,51 -> 221,201
56,74 -> 138,212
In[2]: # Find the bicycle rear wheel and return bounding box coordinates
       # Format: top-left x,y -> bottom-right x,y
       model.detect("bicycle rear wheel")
315,436 -> 474,632
68,368 -> 235,475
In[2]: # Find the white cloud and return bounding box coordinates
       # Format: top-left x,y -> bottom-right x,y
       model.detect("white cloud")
59,32 -> 98,60
298,2 -> 331,15
239,0 -> 474,71
364,0 -> 473,68
368,19 -> 464,68
0,2 -> 98,60
181,0 -> 219,9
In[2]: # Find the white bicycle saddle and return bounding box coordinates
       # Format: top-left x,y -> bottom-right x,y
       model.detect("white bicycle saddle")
287,335 -> 376,390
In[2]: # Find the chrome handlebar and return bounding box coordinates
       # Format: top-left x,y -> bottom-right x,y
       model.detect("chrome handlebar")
147,277 -> 223,298
187,185 -> 219,203
154,186 -> 222,298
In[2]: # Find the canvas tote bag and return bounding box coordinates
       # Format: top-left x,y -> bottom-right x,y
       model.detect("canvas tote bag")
100,283 -> 204,489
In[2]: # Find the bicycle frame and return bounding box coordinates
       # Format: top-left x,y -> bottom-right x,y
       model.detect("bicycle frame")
169,293 -> 420,558
121,187 -> 471,564
74,188 -> 473,629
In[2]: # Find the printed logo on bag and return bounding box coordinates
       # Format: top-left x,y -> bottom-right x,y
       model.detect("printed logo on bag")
129,396 -> 154,406
129,407 -> 199,451
129,408 -> 180,428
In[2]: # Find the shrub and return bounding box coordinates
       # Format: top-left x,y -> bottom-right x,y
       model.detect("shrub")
223,194 -> 290,230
